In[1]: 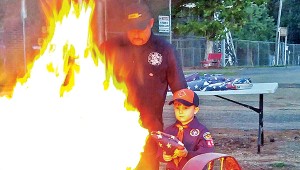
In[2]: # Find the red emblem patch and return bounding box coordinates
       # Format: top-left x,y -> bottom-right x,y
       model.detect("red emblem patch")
206,140 -> 214,147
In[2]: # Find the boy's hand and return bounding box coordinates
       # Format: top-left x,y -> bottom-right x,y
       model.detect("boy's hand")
162,151 -> 173,161
163,148 -> 188,162
173,148 -> 188,158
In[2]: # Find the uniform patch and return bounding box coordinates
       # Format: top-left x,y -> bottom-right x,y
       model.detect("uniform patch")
148,52 -> 162,66
206,140 -> 214,147
203,132 -> 212,140
190,129 -> 200,137
203,132 -> 214,147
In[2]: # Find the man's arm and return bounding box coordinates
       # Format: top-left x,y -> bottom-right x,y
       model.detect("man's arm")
166,45 -> 187,92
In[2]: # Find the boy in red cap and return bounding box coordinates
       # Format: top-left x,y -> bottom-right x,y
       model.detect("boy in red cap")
158,89 -> 214,170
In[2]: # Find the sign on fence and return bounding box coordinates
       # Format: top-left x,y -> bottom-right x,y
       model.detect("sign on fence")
158,15 -> 169,33
279,27 -> 288,36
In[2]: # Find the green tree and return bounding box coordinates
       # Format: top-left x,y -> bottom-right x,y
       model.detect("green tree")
268,0 -> 300,44
172,0 -> 267,57
232,3 -> 275,66
233,3 -> 276,41
280,0 -> 300,44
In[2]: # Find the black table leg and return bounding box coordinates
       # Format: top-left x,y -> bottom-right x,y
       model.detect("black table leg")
215,94 -> 265,154
257,94 -> 264,154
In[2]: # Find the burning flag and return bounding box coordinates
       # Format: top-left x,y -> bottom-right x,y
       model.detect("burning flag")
0,0 -> 148,169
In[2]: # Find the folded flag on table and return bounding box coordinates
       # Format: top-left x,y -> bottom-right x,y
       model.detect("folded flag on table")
169,73 -> 252,91
184,72 -> 201,82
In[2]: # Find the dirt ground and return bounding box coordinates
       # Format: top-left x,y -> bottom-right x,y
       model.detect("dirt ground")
211,128 -> 300,170
161,111 -> 300,170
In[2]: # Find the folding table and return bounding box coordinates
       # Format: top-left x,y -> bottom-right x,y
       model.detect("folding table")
167,83 -> 279,153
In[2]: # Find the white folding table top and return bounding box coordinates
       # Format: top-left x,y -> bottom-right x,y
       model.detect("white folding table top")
167,83 -> 278,96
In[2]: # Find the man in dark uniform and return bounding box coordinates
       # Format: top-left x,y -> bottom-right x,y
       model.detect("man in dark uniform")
100,2 -> 187,170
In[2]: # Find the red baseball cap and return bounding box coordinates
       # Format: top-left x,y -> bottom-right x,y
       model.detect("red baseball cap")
169,89 -> 199,107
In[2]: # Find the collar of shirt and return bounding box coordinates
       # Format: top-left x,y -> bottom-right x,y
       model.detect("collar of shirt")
174,116 -> 199,129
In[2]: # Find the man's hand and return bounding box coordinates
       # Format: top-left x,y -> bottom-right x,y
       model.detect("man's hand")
173,148 -> 188,158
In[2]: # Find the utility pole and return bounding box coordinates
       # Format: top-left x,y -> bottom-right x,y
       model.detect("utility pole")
21,0 -> 27,73
275,0 -> 282,66
169,0 -> 172,44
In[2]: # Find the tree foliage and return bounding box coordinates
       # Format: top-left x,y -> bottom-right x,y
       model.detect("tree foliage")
268,0 -> 300,44
233,3 -> 275,41
283,0 -> 300,43
172,0 -> 268,41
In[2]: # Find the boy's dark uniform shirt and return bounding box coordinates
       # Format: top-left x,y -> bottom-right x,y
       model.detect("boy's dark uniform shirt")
162,117 -> 215,170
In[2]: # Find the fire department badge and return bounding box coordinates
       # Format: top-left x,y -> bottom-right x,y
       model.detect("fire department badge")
148,52 -> 162,66
190,129 -> 200,137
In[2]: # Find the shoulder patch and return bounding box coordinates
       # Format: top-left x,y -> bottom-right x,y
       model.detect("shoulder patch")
203,132 -> 212,140
206,140 -> 214,147
203,132 -> 214,147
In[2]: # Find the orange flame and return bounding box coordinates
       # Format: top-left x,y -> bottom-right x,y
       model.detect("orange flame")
0,0 -> 148,169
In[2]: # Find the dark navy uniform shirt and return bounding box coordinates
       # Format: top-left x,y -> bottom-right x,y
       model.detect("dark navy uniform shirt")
161,117 -> 215,170
100,32 -> 187,131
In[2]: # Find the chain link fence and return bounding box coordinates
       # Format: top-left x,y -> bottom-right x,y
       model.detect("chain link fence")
171,36 -> 300,68
172,37 -> 207,67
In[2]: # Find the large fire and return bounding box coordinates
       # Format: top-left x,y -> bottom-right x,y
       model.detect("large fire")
0,1 -> 148,169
